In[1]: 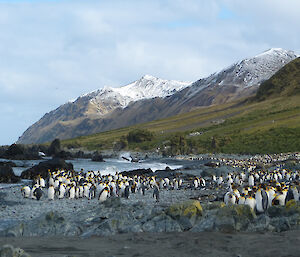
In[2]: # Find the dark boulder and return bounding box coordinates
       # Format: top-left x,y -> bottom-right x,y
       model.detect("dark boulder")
48,139 -> 61,157
0,146 -> 7,157
5,144 -> 24,156
0,165 -> 20,183
91,152 -> 105,162
55,150 -> 72,159
20,158 -> 73,179
204,162 -> 219,168
120,168 -> 153,177
2,144 -> 40,160
73,151 -> 85,158
154,169 -> 178,179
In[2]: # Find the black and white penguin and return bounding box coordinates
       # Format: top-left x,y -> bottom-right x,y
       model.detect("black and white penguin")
21,186 -> 31,198
153,185 -> 160,202
248,174 -> 254,187
238,193 -> 246,205
286,185 -> 299,202
139,184 -> 146,196
224,192 -> 236,205
255,188 -> 268,213
83,183 -> 90,198
193,178 -> 199,189
174,179 -> 179,190
69,185 -> 76,199
124,185 -> 130,199
266,186 -> 276,207
48,185 -> 55,200
30,185 -> 39,199
199,178 -> 206,188
58,183 -> 66,199
272,189 -> 288,206
39,176 -> 46,188
98,187 -> 110,203
33,187 -> 43,201
89,184 -> 97,199
245,192 -> 256,211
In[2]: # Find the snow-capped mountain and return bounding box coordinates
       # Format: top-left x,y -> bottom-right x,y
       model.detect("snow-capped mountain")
88,75 -> 190,114
17,48 -> 298,144
185,48 -> 297,99
17,76 -> 190,143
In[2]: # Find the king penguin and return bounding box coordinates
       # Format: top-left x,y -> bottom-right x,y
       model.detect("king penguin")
48,185 -> 55,200
255,188 -> 268,213
33,187 -> 43,201
98,187 -> 110,203
153,185 -> 160,202
21,186 -> 31,198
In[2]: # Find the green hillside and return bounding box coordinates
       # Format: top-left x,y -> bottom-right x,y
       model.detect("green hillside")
255,57 -> 300,101
62,59 -> 300,155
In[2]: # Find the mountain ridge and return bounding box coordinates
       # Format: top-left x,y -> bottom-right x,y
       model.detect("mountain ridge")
17,48 -> 298,144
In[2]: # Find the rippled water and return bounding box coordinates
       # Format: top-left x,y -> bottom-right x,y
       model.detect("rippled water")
1,157 -> 184,176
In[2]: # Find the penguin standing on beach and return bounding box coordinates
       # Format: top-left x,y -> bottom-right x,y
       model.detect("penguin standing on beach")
21,186 -> 31,198
174,179 -> 179,190
30,185 -> 38,199
224,192 -> 236,205
193,178 -> 198,189
124,185 -> 130,199
248,174 -> 255,187
33,187 -> 43,201
48,185 -> 55,200
139,184 -> 146,196
153,185 -> 160,202
199,178 -> 206,188
58,183 -> 66,199
69,185 -> 75,199
98,187 -> 110,203
272,191 -> 287,206
245,192 -> 256,210
39,176 -> 46,188
238,193 -> 246,205
89,184 -> 97,199
255,188 -> 268,213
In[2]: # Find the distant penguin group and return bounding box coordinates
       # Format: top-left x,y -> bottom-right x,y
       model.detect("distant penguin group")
222,167 -> 300,213
20,169 -> 193,203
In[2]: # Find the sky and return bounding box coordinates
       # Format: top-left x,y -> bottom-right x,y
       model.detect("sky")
0,0 -> 299,145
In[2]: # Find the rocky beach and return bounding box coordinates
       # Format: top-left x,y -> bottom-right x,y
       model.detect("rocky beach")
0,152 -> 299,256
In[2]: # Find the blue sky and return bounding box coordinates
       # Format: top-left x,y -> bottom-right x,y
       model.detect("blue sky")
0,0 -> 299,145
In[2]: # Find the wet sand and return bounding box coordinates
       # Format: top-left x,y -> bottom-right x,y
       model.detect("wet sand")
1,230 -> 300,257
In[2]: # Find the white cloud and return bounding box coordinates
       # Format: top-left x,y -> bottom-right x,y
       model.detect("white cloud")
0,0 -> 299,145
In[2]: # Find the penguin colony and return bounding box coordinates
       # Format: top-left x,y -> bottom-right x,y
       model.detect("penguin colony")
20,170 -> 189,203
20,152 -> 300,215
219,164 -> 300,213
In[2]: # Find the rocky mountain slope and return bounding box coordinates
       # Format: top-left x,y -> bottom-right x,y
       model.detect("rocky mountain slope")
17,76 -> 190,144
17,48 -> 298,144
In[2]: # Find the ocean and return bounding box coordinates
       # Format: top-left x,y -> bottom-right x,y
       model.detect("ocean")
0,154 -> 184,177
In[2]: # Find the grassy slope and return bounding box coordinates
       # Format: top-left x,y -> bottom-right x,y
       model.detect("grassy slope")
62,94 -> 300,154
62,58 -> 300,154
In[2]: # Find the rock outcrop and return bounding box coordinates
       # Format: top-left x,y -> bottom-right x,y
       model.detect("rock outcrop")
0,165 -> 20,183
2,199 -> 300,237
91,152 -> 105,162
20,158 -> 73,179
1,144 -> 40,160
